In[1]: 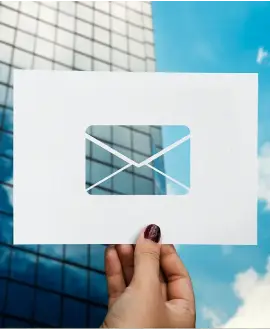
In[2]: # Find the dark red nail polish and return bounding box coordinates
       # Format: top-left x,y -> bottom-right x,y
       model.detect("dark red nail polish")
144,224 -> 161,243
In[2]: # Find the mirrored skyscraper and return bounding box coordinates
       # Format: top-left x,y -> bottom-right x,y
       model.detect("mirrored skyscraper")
0,1 -> 157,327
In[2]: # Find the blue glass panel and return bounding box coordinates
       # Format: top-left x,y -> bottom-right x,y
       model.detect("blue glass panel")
0,156 -> 13,183
64,264 -> 87,299
112,170 -> 133,194
4,318 -> 30,329
3,108 -> 13,132
89,305 -> 107,328
0,245 -> 11,276
89,271 -> 108,305
10,249 -> 36,284
0,213 -> 12,243
0,184 -> 13,213
62,298 -> 87,328
0,279 -> 7,311
35,289 -> 61,327
65,245 -> 88,267
37,257 -> 62,291
0,131 -> 13,158
6,282 -> 34,318
0,106 -> 3,124
89,245 -> 106,272
134,175 -> 154,195
39,244 -> 64,259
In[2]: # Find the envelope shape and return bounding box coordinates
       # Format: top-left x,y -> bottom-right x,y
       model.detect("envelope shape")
85,125 -> 191,195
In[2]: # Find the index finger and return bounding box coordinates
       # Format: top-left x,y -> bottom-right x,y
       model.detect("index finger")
160,244 -> 194,303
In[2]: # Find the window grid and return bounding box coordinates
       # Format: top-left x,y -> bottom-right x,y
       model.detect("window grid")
0,1 -> 157,327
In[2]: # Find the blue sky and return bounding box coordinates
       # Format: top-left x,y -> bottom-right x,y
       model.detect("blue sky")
152,1 -> 270,327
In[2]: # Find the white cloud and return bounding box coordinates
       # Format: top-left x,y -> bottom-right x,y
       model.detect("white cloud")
203,257 -> 270,328
258,142 -> 270,210
256,47 -> 269,64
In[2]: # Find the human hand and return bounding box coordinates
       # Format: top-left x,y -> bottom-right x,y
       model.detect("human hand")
101,224 -> 196,328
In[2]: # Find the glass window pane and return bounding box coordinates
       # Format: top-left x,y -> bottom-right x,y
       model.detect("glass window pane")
127,9 -> 142,26
89,271 -> 108,304
0,84 -> 7,105
33,56 -> 52,70
54,63 -> 69,70
129,39 -> 145,58
39,5 -> 56,24
89,305 -> 107,328
113,126 -> 131,148
111,33 -> 127,52
0,279 -> 6,312
55,45 -> 73,66
59,1 -> 76,15
133,131 -> 151,155
151,126 -> 162,146
0,6 -> 18,26
35,290 -> 61,327
89,187 -> 112,195
0,185 -> 13,214
89,245 -> 106,272
0,63 -> 10,84
133,152 -> 153,179
42,1 -> 57,8
81,1 -> 94,8
0,245 -> 10,276
113,170 -> 133,194
94,26 -> 110,45
142,2 -> 152,16
62,298 -> 87,328
0,43 -> 12,63
93,41 -> 110,62
6,87 -> 13,108
0,213 -> 12,244
146,58 -> 155,72
111,17 -> 126,35
37,257 -> 62,291
0,131 -> 13,158
128,24 -> 144,42
112,144 -> 132,169
15,30 -> 35,52
6,282 -> 34,318
94,11 -> 110,29
77,3 -> 93,22
112,49 -> 128,69
145,29 -> 154,43
111,3 -> 126,19
18,13 -> 37,33
90,161 -> 112,189
36,38 -> 54,59
133,125 -> 150,133
65,245 -> 88,266
2,1 -> 20,10
10,249 -> 36,284
95,1 -> 110,13
21,1 -> 39,17
76,19 -> 93,38
57,28 -> 74,48
39,244 -> 64,258
143,15 -> 153,30
3,108 -> 13,132
93,60 -> 110,71
4,317 -> 31,328
64,264 -> 88,298
75,35 -> 92,56
75,52 -> 92,70
0,25 -> 15,44
134,176 -> 154,195
58,12 -> 75,31
127,1 -> 142,12
0,155 -> 13,185
130,55 -> 145,72
146,43 -> 155,59
13,49 -> 33,69
91,125 -> 111,141
92,143 -> 111,163
37,21 -> 56,42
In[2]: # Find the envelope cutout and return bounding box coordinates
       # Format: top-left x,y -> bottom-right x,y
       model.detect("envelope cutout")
85,125 -> 191,195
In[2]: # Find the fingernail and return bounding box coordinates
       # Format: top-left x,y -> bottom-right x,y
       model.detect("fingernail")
144,224 -> 161,243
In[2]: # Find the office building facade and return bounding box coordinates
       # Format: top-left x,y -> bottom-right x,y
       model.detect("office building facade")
0,1 -> 158,327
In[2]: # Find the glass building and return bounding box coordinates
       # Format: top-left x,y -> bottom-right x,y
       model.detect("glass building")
0,1 -> 158,328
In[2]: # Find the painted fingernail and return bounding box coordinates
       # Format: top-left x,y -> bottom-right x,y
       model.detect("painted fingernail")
144,224 -> 161,243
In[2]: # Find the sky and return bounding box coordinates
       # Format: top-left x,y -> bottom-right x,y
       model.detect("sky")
152,1 -> 270,328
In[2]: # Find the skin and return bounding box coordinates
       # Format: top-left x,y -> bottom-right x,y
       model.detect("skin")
101,228 -> 196,328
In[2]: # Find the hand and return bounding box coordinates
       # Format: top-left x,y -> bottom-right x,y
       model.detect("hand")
101,224 -> 196,328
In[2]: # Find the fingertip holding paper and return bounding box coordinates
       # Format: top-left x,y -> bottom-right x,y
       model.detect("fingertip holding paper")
13,71 -> 258,245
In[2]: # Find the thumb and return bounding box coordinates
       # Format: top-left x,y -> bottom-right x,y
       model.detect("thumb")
133,224 -> 162,286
